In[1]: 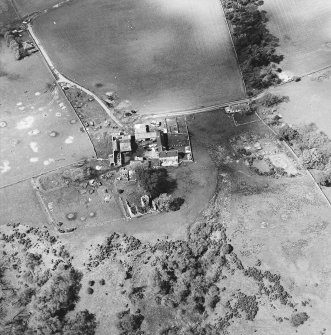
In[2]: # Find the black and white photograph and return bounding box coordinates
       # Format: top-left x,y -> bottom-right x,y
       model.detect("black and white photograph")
0,0 -> 330,334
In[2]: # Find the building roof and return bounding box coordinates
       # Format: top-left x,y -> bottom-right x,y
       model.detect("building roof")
135,131 -> 157,140
167,133 -> 189,149
159,150 -> 178,158
120,141 -> 131,152
166,118 -> 179,134
156,131 -> 165,151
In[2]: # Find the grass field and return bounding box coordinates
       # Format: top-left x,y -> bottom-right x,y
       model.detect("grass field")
0,180 -> 47,226
270,72 -> 331,138
31,0 -> 245,114
0,40 -> 95,187
263,0 -> 331,76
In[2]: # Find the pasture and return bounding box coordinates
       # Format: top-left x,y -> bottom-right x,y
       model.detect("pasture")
32,0 -> 245,114
0,40 -> 95,188
270,69 -> 331,202
263,0 -> 331,76
0,180 -> 47,226
270,71 -> 331,138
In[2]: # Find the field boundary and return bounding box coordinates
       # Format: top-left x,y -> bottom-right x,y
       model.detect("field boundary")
0,160 -> 86,190
218,0 -> 247,97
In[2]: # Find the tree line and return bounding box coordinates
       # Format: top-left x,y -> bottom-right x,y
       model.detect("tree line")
222,0 -> 283,95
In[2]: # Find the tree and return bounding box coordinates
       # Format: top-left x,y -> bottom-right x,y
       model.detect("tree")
222,0 -> 283,93
135,167 -> 176,199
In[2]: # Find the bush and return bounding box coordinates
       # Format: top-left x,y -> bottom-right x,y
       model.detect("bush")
153,194 -> 184,212
278,125 -> 298,142
169,197 -> 185,211
290,312 -> 309,327
301,148 -> 328,170
315,169 -> 331,186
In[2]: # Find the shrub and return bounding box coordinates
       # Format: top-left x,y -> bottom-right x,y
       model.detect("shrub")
315,169 -> 331,186
278,125 -> 298,142
301,148 -> 328,170
169,197 -> 185,211
290,312 -> 309,327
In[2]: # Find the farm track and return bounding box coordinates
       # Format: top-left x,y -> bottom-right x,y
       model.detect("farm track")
27,24 -> 124,129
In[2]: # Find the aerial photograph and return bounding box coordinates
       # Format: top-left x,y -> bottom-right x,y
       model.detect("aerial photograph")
0,0 -> 331,334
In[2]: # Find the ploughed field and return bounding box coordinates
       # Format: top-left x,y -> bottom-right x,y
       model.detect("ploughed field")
31,0 -> 245,114
263,0 -> 331,76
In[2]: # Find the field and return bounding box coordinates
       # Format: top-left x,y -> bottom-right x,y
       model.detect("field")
263,0 -> 331,76
30,0 -> 245,114
270,71 -> 331,138
0,39 -> 95,188
0,180 -> 48,226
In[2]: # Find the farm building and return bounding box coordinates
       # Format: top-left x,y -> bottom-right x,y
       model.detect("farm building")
159,150 -> 179,167
156,130 -> 166,152
134,123 -> 157,141
109,134 -> 133,166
